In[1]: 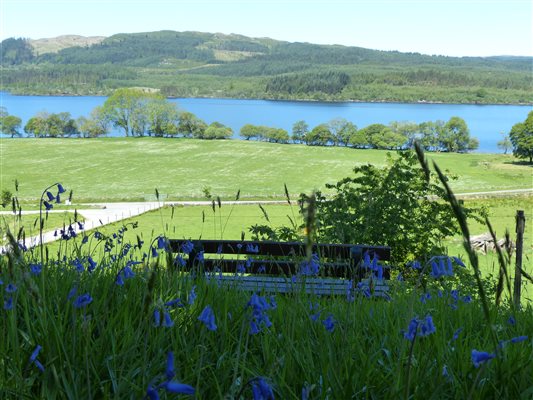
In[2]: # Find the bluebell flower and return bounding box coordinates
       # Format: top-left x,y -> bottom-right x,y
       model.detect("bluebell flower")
198,305 -> 217,331
196,251 -> 204,263
462,295 -> 472,303
450,290 -> 459,301
162,310 -> 174,328
77,221 -> 84,230
174,255 -> 186,267
72,258 -> 84,273
153,309 -> 161,327
29,345 -> 45,372
73,293 -> 93,308
165,298 -> 184,308
46,191 -> 55,201
420,292 -> 431,303
55,193 -> 61,204
409,260 -> 421,270
419,315 -> 436,337
322,315 -> 335,332
250,320 -> 261,335
146,385 -> 160,400
30,263 -> 42,275
510,335 -> 528,343
115,273 -> 125,286
442,365 -> 449,378
53,230 -> 58,237
452,256 -> 466,267
57,183 -> 66,194
246,243 -> 259,253
157,236 -> 166,250
507,316 -> 516,325
81,235 -> 88,244
452,327 -> 463,341
87,256 -> 97,272
151,247 -> 158,258
251,377 -> 275,400
299,253 -> 320,275
43,201 -> 53,211
123,266 -> 135,279
181,240 -> 194,255
67,286 -> 77,300
5,283 -> 17,293
236,262 -> 246,274
356,281 -> 371,298
4,297 -> 13,310
403,315 -> 436,341
164,381 -> 195,395
166,351 -> 175,380
471,349 -> 496,368
188,286 -> 197,305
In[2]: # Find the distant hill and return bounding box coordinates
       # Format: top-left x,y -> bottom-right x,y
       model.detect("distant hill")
29,35 -> 106,55
1,30 -> 531,104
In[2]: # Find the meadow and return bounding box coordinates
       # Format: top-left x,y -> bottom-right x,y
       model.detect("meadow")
1,138 -> 531,202
1,139 -> 531,398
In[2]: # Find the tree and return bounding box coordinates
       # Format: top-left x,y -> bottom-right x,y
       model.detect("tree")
24,113 -> 49,137
418,121 -> 444,151
509,111 -> 533,163
389,121 -> 418,148
102,88 -> 160,136
312,151 -> 466,264
203,122 -> 233,139
240,124 -> 260,140
292,120 -> 309,144
497,133 -> 512,154
77,107 -> 109,138
360,123 -> 388,149
328,118 -> 350,146
441,116 -> 477,152
0,115 -> 22,137
178,112 -> 207,138
306,124 -> 334,146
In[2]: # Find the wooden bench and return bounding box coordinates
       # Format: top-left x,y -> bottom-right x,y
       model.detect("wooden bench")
167,239 -> 391,297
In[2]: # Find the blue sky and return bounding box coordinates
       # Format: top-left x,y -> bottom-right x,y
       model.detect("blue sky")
1,0 -> 531,57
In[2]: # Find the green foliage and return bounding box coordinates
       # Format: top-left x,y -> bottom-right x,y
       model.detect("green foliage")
2,31 -> 531,103
266,71 -> 350,95
0,38 -> 34,65
0,108 -> 23,137
23,112 -> 78,137
509,110 -> 533,163
239,124 -> 288,143
311,151 -> 475,264
1,190 -> 13,208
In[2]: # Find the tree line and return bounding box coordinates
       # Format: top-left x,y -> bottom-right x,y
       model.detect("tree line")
1,89 -> 531,159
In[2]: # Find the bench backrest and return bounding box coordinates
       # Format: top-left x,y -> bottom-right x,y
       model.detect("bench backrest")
168,239 -> 391,280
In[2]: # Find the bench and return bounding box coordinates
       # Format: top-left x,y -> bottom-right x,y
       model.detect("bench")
167,239 -> 391,297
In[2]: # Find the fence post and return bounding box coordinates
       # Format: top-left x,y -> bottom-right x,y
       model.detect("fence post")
513,210 -> 525,308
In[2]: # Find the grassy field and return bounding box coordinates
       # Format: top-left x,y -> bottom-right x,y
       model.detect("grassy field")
1,138 -> 531,203
0,211 -> 78,244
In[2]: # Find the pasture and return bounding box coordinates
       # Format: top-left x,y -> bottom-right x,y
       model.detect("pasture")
1,138 -> 531,202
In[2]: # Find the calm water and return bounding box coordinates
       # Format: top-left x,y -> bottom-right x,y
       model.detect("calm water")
1,92 -> 531,153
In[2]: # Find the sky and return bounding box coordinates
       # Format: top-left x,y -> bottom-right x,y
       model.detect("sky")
1,0 -> 532,57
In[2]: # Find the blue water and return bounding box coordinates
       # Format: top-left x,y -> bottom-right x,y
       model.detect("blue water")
1,92 -> 531,153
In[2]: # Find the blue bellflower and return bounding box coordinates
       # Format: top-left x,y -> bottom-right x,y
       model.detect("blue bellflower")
251,377 -> 275,400
73,293 -> 93,308
198,305 -> 217,331
29,345 -> 45,372
471,349 -> 496,368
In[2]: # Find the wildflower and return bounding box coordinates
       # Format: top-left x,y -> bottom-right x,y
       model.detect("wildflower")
57,183 -> 66,194
356,281 -> 371,298
507,316 -> 516,325
322,315 -> 335,332
115,273 -> 125,286
72,258 -> 84,273
46,191 -> 55,201
55,193 -> 61,203
403,315 -> 436,341
151,247 -> 158,258
196,251 -> 204,263
165,381 -> 195,395
29,345 -> 45,372
181,240 -> 194,255
146,385 -> 159,400
420,292 -> 431,304
67,286 -> 77,300
188,286 -> 196,305
409,260 -> 421,270
174,255 -> 186,267
251,377 -> 275,400
30,263 -> 42,275
153,309 -> 161,327
471,349 -> 496,368
123,266 -> 135,279
81,235 -> 88,244
299,253 -> 320,275
236,262 -> 246,274
85,257 -> 96,273
510,335 -> 528,343
451,327 -> 463,341
462,295 -> 472,303
246,243 -> 259,253
73,293 -> 93,308
198,305 -> 217,331
4,297 -> 13,310
165,298 -> 184,308
162,311 -> 174,328
43,201 -> 53,211
250,321 -> 261,335
157,236 -> 166,250
5,283 -> 17,293
453,256 -> 466,267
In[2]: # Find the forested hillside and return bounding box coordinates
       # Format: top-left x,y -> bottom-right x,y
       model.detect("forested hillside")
1,31 -> 531,103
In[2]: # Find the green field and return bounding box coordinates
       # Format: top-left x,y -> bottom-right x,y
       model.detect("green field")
1,138 -> 531,203
0,211 -> 78,244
